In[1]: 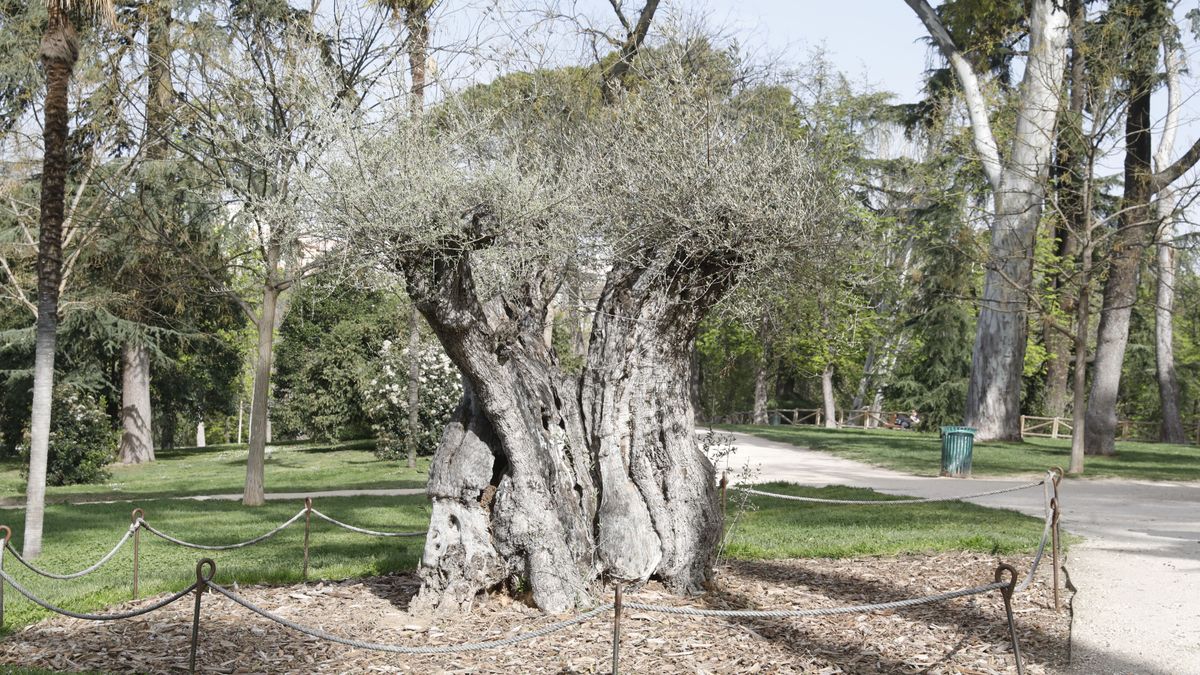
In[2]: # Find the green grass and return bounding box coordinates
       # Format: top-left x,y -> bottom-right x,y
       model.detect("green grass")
0,439 -> 430,506
726,424 -> 1200,481
0,494 -> 430,631
723,483 -> 1055,559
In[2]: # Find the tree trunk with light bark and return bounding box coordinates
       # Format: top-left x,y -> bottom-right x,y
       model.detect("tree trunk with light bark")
118,344 -> 155,463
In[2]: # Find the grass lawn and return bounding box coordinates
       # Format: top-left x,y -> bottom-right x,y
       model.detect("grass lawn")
723,483 -> 1052,560
725,424 -> 1200,482
0,439 -> 430,507
0,494 -> 430,631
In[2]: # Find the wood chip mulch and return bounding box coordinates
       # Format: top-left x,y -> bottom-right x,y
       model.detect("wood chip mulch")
0,552 -> 1071,674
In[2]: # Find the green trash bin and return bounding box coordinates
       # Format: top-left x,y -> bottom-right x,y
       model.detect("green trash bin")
939,426 -> 976,477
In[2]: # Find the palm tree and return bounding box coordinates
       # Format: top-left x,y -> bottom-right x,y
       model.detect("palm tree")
22,0 -> 114,558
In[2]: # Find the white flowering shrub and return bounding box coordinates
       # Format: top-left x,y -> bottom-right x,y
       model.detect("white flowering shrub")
365,339 -> 462,459
20,387 -> 117,485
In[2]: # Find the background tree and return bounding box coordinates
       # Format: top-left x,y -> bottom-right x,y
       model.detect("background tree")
906,0 -> 1070,441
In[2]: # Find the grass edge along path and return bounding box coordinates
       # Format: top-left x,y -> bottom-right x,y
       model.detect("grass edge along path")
724,424 -> 1200,482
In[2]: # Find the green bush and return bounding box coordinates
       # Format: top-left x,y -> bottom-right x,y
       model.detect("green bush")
20,388 -> 116,486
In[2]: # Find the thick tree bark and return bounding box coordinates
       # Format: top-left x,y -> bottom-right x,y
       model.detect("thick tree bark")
411,256 -> 721,614
244,285 -> 279,506
118,343 -> 155,464
1085,3 -> 1160,456
821,362 -> 837,429
23,14 -> 78,560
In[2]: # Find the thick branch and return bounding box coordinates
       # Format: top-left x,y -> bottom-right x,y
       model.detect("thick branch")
601,0 -> 660,102
903,0 -> 1002,190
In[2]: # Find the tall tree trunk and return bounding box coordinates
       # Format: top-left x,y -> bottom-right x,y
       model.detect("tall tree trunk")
1154,40 -> 1186,444
244,285 -> 279,506
412,264 -> 720,614
1154,219 -> 1185,443
195,420 -> 206,447
1085,1 -> 1161,456
751,312 -> 770,424
821,362 -> 837,429
850,341 -> 878,420
406,307 -> 421,468
1069,229 -> 1095,473
23,13 -> 79,559
1045,0 -> 1088,420
118,343 -> 155,463
908,0 -> 1070,441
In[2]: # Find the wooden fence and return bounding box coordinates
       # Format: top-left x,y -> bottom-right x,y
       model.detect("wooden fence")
713,408 -> 920,430
714,409 -> 1200,444
1020,415 -> 1200,444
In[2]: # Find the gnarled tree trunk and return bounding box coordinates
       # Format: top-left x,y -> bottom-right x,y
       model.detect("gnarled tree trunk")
412,260 -> 721,614
118,343 -> 155,463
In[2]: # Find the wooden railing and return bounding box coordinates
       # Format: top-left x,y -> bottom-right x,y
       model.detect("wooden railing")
1020,415 -> 1200,444
711,408 -> 920,430
716,409 -> 1200,444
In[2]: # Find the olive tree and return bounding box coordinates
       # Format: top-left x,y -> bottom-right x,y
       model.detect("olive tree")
312,49 -> 838,612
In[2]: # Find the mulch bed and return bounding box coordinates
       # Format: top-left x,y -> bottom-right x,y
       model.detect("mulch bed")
0,552 -> 1070,674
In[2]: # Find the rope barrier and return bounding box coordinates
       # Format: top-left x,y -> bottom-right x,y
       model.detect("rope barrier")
3,524 -> 137,580
138,510 -> 307,550
623,581 -> 1007,618
735,479 -> 1045,505
308,509 -> 427,537
0,566 -> 197,621
208,581 -> 613,654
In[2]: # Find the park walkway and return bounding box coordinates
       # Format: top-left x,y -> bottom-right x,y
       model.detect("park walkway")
720,431 -> 1200,675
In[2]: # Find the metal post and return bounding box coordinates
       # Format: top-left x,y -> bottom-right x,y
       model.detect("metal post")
0,525 -> 10,630
611,583 -> 623,675
302,497 -> 313,582
131,508 -> 144,600
1050,467 -> 1063,612
190,558 -> 216,675
995,563 -> 1025,675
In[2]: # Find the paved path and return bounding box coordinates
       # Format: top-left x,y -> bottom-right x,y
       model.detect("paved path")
721,431 -> 1200,675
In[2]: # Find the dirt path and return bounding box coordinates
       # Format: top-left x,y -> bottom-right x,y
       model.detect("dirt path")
721,431 -> 1200,674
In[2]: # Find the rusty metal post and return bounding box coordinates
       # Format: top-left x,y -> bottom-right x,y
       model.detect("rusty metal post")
190,558 -> 216,675
131,508 -> 144,600
611,583 -> 623,675
302,497 -> 313,582
0,525 -> 10,630
995,563 -> 1025,675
